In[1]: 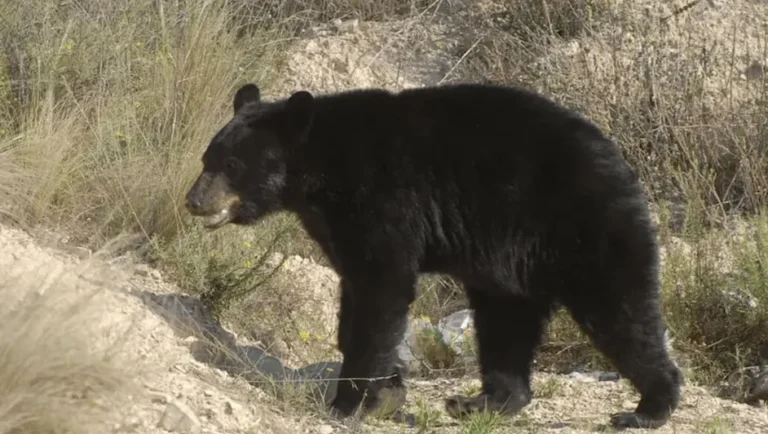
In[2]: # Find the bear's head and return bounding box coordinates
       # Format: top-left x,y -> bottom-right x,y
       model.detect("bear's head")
185,83 -> 315,229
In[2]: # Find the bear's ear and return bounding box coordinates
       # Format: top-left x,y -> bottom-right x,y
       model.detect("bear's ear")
233,83 -> 261,114
286,90 -> 315,134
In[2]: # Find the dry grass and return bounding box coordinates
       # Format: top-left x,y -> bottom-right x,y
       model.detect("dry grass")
660,208 -> 768,387
237,0 -> 435,23
459,0 -> 768,218
0,0 -> 287,243
0,275 -> 138,434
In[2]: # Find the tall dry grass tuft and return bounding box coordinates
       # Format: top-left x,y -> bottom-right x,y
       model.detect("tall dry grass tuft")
660,208 -> 768,387
0,138 -> 25,224
0,0 -> 286,246
492,0 -> 614,41
231,0 -> 436,26
458,0 -> 768,220
0,274 -> 139,434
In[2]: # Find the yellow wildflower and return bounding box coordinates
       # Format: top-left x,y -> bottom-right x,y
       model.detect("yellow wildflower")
299,330 -> 311,343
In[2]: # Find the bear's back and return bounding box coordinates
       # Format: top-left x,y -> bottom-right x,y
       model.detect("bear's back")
300,83 -> 633,211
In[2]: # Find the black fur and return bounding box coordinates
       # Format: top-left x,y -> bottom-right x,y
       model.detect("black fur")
187,82 -> 683,429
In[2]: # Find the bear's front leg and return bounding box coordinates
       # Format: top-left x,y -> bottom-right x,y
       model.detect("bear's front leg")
336,278 -> 355,356
330,275 -> 414,420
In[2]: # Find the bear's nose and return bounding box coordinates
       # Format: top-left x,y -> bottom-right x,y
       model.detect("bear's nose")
185,195 -> 203,214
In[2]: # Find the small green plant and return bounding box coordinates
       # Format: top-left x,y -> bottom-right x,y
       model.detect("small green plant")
413,398 -> 442,433
459,409 -> 510,434
534,376 -> 566,399
150,222 -> 284,314
661,207 -> 768,385
698,415 -> 734,434
413,325 -> 461,375
459,381 -> 483,398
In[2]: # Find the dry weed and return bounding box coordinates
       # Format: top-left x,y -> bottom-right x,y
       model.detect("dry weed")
0,0 -> 285,244
0,269 -> 139,434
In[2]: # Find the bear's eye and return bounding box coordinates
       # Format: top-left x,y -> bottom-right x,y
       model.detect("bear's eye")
225,159 -> 240,172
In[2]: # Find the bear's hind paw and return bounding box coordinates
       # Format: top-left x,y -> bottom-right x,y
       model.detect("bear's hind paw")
444,392 -> 529,420
609,411 -> 670,430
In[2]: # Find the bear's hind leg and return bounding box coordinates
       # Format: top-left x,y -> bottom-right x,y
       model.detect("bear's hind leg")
445,289 -> 552,419
562,276 -> 682,429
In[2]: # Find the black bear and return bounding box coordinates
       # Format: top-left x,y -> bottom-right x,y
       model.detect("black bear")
185,82 -> 682,429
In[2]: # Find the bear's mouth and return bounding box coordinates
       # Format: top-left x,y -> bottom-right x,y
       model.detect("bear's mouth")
201,208 -> 233,229
194,194 -> 242,230
186,171 -> 245,230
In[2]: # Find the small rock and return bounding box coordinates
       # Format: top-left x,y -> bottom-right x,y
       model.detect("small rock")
333,18 -> 359,34
437,309 -> 475,355
747,371 -> 768,404
61,245 -> 92,260
437,0 -> 467,14
331,57 -> 351,74
136,265 -> 162,280
597,372 -> 621,382
304,39 -> 320,53
567,372 -> 597,383
249,324 -> 271,342
135,265 -> 152,277
723,289 -> 759,310
261,251 -> 285,271
567,370 -> 620,382
745,61 -> 766,81
598,372 -> 621,382
148,391 -> 169,404
268,337 -> 290,359
199,407 -> 214,421
318,424 -> 334,434
622,400 -> 637,410
118,415 -> 143,430
158,400 -> 201,434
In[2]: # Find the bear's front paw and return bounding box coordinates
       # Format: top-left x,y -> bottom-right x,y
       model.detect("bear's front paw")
329,396 -> 361,420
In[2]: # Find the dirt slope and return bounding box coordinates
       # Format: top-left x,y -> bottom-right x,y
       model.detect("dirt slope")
0,225 -> 308,434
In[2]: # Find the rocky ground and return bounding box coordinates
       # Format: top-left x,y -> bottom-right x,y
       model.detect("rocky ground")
3,0 -> 768,433
4,215 -> 768,434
